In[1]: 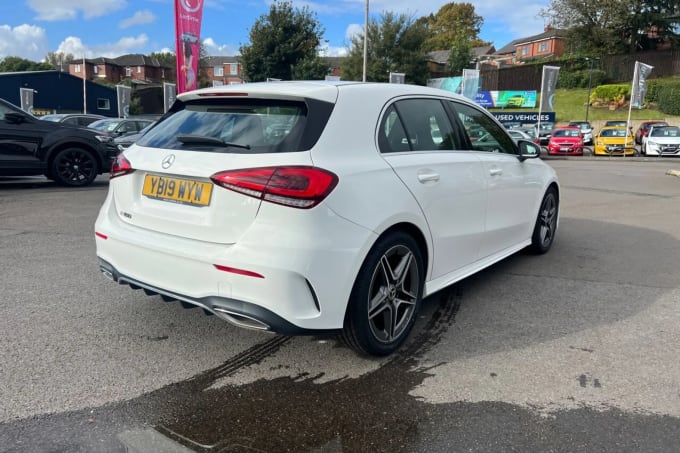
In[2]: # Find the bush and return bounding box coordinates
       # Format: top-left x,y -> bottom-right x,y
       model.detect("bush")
647,79 -> 680,104
657,86 -> 680,115
590,84 -> 630,104
558,69 -> 608,89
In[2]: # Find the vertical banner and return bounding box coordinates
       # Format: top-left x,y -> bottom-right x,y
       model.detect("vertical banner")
631,61 -> 653,108
461,69 -> 480,101
174,0 -> 204,94
19,88 -> 34,113
539,65 -> 560,112
116,85 -> 131,118
163,82 -> 177,113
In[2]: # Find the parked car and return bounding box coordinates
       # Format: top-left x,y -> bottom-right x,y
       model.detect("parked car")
89,117 -> 156,137
504,94 -> 526,108
635,120 -> 669,145
641,125 -> 680,156
547,126 -> 584,156
593,126 -> 636,156
507,129 -> 539,145
95,81 -> 559,356
0,97 -> 117,186
113,122 -> 156,151
534,122 -> 555,145
567,121 -> 593,145
40,113 -> 106,127
603,120 -> 629,128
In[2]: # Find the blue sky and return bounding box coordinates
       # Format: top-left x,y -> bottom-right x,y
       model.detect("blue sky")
0,0 -> 551,62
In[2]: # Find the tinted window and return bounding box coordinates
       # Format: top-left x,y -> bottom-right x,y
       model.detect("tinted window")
137,98 -> 331,154
378,98 -> 459,153
450,101 -> 516,154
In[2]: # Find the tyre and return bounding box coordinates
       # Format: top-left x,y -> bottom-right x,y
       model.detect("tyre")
342,231 -> 424,356
528,187 -> 558,254
51,147 -> 99,187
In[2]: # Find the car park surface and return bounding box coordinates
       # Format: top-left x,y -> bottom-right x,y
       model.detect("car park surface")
2,159 -> 680,451
95,81 -> 557,356
0,98 -> 118,186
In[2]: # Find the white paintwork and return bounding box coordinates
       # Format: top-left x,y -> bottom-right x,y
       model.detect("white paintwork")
95,81 -> 559,332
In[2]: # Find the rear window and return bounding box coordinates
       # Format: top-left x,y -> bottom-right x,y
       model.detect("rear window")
136,98 -> 333,153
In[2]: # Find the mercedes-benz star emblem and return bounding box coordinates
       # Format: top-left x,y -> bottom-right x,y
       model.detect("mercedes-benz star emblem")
161,154 -> 176,169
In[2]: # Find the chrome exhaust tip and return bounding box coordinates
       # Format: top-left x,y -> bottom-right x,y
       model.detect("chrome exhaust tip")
100,268 -> 114,281
212,307 -> 271,331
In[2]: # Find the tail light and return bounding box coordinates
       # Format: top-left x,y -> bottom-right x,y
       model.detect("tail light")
110,154 -> 134,179
211,166 -> 338,209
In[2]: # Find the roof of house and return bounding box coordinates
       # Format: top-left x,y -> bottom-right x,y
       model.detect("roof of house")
427,46 -> 497,64
513,28 -> 567,46
203,56 -> 240,66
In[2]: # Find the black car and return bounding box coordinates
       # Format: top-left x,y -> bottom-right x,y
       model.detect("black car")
0,98 -> 118,186
40,113 -> 106,127
533,122 -> 555,146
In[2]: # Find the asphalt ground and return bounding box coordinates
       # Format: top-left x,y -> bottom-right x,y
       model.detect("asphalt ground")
1,158 -> 680,452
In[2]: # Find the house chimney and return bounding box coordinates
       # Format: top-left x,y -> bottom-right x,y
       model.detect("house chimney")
545,24 -> 552,32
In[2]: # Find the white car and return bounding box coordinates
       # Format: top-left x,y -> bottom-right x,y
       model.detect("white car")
95,81 -> 559,356
641,125 -> 680,156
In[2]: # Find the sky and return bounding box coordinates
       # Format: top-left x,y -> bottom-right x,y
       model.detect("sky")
0,0 -> 552,62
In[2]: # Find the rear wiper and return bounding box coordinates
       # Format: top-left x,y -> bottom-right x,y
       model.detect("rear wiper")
176,134 -> 251,150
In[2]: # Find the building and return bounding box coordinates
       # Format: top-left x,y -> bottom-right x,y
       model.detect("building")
426,46 -> 496,79
491,26 -> 568,66
68,54 -> 174,85
202,56 -> 244,85
0,71 -> 118,116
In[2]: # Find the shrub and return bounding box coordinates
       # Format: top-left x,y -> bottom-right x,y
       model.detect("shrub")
647,79 -> 680,103
558,69 -> 608,89
657,86 -> 680,115
590,84 -> 630,104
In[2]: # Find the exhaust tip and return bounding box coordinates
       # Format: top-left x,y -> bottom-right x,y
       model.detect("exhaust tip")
100,268 -> 114,281
212,307 -> 271,331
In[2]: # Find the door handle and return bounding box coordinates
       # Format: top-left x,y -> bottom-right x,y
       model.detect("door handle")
489,168 -> 503,176
417,171 -> 440,183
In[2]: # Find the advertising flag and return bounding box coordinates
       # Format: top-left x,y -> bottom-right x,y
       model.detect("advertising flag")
539,65 -> 560,112
461,69 -> 480,101
19,88 -> 34,113
631,61 -> 653,108
174,0 -> 204,94
116,85 -> 131,118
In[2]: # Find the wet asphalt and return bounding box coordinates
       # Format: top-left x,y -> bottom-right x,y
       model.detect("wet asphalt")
1,158 -> 680,452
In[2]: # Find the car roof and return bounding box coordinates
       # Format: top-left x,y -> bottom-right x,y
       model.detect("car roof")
555,126 -> 580,130
177,81 -> 475,105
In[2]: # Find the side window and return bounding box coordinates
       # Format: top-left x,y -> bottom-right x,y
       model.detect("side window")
63,117 -> 78,126
378,99 -> 460,153
450,102 -> 516,154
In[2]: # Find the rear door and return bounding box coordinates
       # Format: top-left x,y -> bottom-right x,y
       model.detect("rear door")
0,103 -> 48,173
379,97 -> 487,279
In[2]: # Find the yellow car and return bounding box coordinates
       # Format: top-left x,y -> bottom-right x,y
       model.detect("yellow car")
593,127 -> 636,156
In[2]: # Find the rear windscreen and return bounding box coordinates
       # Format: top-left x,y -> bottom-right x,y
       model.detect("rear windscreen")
136,97 -> 333,153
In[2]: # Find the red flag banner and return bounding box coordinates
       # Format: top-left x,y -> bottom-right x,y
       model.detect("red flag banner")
174,0 -> 204,94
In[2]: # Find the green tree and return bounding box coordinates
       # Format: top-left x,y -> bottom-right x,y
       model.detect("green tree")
422,2 -> 489,51
239,1 -> 328,81
540,0 -> 680,54
447,32 -> 473,75
149,51 -> 176,68
0,56 -> 52,72
44,51 -> 74,70
341,12 -> 430,85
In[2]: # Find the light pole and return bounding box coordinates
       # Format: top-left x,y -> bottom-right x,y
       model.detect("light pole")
585,57 -> 597,122
362,0 -> 369,82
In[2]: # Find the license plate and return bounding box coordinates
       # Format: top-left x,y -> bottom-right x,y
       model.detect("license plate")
142,174 -> 213,206
560,147 -> 571,151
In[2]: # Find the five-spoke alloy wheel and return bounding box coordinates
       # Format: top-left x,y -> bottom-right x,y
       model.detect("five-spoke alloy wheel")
529,187 -> 558,254
342,231 -> 424,356
50,147 -> 98,187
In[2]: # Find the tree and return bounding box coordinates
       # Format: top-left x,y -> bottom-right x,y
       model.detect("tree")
341,12 -> 430,85
422,2 -> 489,51
239,1 -> 329,81
44,52 -> 74,70
0,56 -> 53,72
149,51 -> 176,68
447,32 -> 473,75
540,0 -> 680,54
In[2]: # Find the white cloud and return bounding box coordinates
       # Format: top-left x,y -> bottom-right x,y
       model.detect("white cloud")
0,24 -> 49,61
119,10 -> 156,29
202,37 -> 239,56
345,23 -> 363,41
27,0 -> 127,21
56,34 -> 149,58
319,46 -> 348,57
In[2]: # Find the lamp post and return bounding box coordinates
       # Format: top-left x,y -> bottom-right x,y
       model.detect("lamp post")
585,57 -> 597,122
362,0 -> 369,82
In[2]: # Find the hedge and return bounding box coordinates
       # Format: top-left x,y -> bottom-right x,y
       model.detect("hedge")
590,84 -> 630,104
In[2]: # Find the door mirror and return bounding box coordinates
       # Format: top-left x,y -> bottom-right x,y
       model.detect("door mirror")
5,112 -> 26,124
518,140 -> 541,159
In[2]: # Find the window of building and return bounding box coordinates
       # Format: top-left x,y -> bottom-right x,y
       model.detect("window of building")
75,64 -> 81,73
214,66 -> 224,77
538,42 -> 549,52
93,65 -> 98,74
97,98 -> 111,110
229,63 -> 239,75
137,66 -> 142,73
125,67 -> 132,77
521,46 -> 529,56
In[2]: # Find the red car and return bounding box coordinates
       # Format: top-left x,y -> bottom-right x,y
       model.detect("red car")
635,121 -> 669,145
547,126 -> 584,156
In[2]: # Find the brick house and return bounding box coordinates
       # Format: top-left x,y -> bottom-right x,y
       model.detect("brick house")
426,46 -> 496,78
68,54 -> 174,84
491,26 -> 567,66
202,56 -> 243,85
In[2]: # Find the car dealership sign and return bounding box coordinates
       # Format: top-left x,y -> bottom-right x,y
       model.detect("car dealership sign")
492,112 -> 556,124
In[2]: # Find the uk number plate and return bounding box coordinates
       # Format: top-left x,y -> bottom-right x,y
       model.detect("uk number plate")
142,174 -> 213,206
